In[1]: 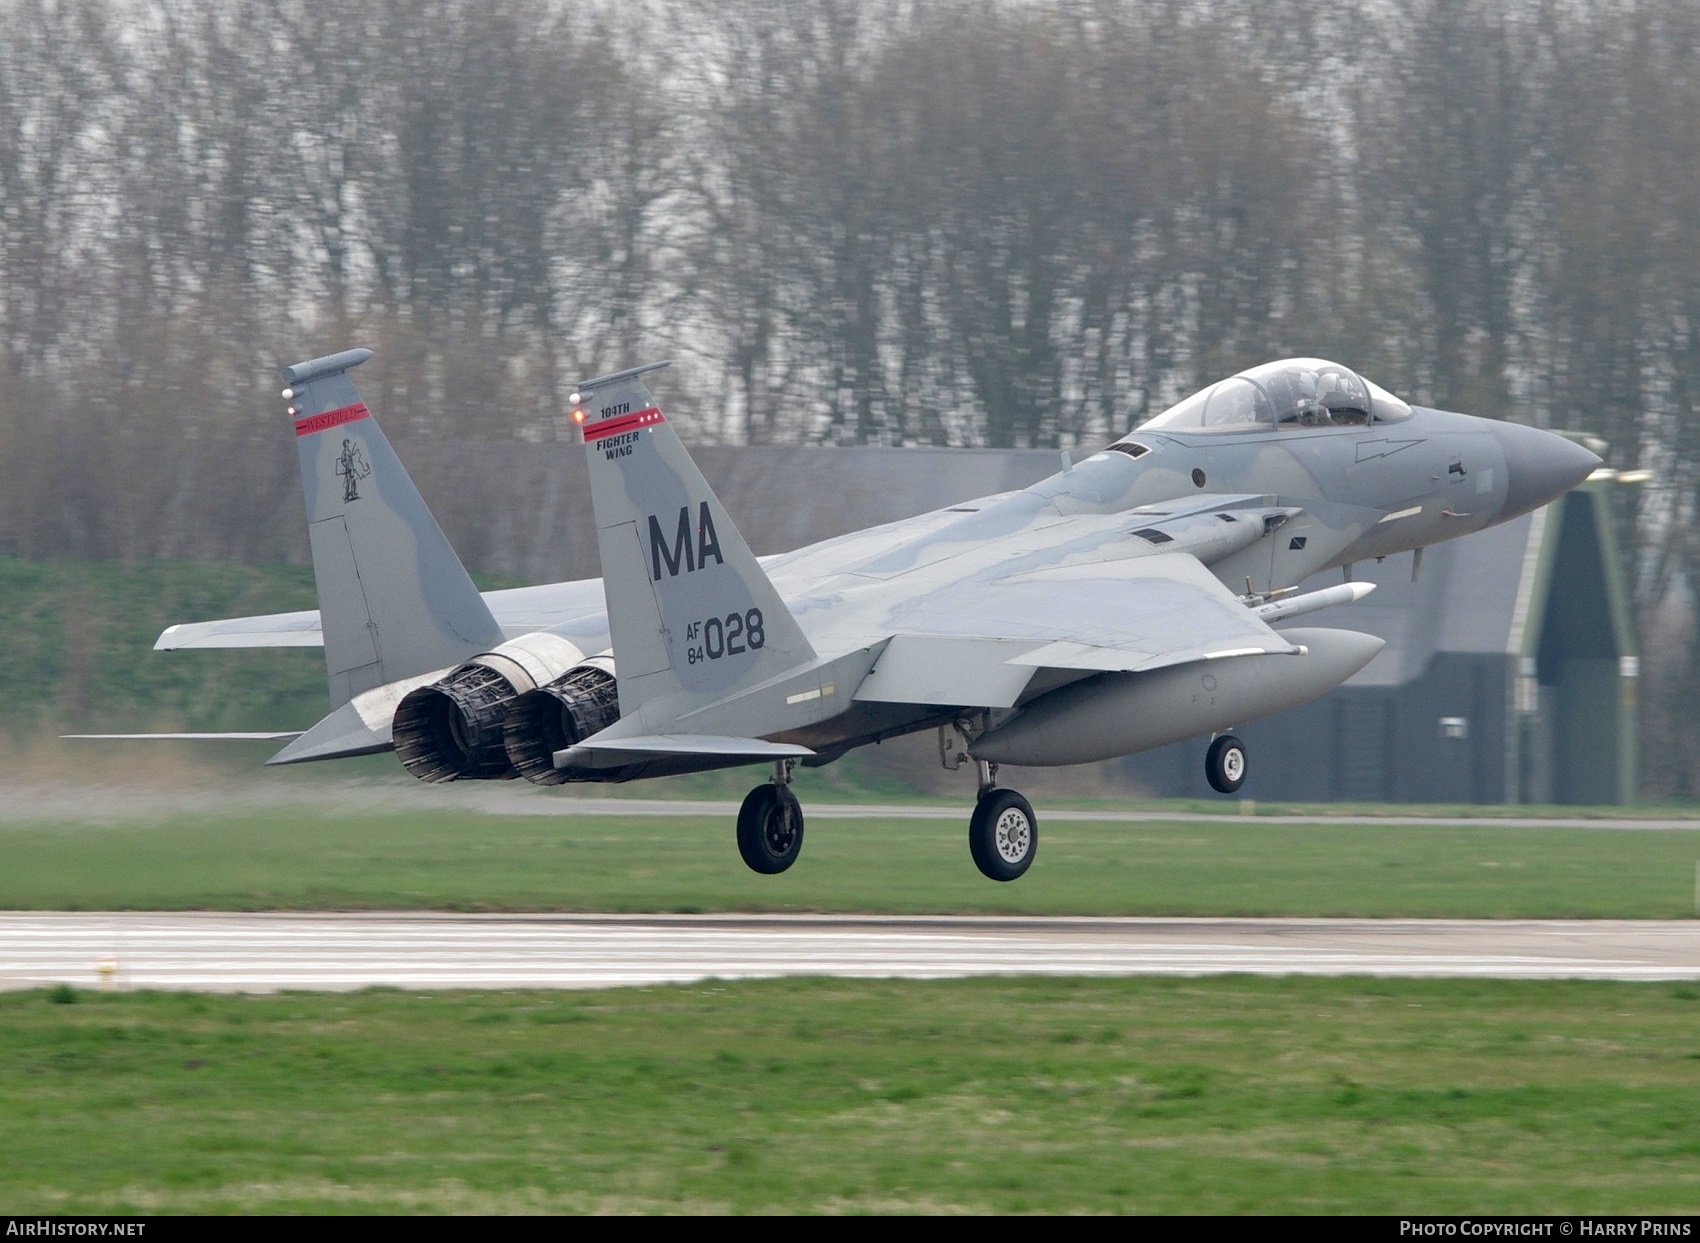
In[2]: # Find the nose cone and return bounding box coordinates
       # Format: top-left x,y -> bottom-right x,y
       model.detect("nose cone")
1489,422 -> 1601,520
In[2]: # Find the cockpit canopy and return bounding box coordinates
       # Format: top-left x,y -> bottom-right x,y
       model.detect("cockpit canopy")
1137,359 -> 1412,434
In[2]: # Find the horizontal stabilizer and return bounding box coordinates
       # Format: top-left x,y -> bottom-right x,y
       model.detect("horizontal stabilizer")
155,580 -> 614,651
156,612 -> 322,649
264,669 -> 449,765
554,734 -> 813,769
62,732 -> 303,742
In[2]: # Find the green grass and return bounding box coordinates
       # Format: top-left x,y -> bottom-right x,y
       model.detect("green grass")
1092,796 -> 1700,821
0,556 -> 324,736
5,805 -> 1700,917
0,555 -> 528,739
5,976 -> 1700,1213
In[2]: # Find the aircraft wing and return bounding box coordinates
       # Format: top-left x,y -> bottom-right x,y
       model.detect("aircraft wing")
155,579 -> 611,650
854,552 -> 1298,708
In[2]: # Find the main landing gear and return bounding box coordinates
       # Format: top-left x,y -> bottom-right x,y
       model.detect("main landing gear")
1205,733 -> 1248,794
732,732 -> 1248,881
737,759 -> 804,874
938,719 -> 1038,882
732,751 -> 1040,883
968,760 -> 1037,882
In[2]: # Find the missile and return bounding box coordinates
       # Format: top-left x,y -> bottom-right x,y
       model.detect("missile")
1251,580 -> 1376,623
970,626 -> 1384,766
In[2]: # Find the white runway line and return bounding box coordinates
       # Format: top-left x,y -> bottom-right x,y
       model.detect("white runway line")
2,913 -> 1698,992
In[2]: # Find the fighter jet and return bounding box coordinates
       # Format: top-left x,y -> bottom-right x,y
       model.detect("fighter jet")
148,349 -> 1598,881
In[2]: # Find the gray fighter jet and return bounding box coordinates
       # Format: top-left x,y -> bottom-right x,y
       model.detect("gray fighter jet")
150,349 -> 1598,881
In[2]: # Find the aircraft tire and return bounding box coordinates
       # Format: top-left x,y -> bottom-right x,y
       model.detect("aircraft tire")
969,788 -> 1037,882
1205,734 -> 1248,794
737,783 -> 804,875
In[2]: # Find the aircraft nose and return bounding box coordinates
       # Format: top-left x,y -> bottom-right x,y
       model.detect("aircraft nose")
1489,421 -> 1601,519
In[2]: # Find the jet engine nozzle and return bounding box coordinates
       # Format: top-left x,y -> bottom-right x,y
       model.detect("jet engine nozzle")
504,657 -> 621,785
393,667 -> 521,781
391,633 -> 588,782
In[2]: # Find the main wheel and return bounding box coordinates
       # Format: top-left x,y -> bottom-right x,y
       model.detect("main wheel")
968,788 -> 1037,882
737,783 -> 804,874
1205,734 -> 1248,794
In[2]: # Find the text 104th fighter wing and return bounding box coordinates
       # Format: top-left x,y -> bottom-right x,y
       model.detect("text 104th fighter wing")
133,351 -> 1597,881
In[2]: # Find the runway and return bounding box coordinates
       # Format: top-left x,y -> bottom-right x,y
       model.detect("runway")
4,912 -> 1698,992
10,780 -> 1700,830
541,798 -> 1700,831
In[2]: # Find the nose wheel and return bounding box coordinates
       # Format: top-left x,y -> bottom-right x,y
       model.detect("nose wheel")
1205,734 -> 1248,794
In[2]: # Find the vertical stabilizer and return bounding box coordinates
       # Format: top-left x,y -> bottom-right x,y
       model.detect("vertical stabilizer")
282,348 -> 504,706
572,363 -> 816,726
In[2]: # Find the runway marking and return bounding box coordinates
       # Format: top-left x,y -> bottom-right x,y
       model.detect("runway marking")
3,914 -> 1698,993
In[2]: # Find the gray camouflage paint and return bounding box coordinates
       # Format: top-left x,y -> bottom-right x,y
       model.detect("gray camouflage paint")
283,350 -> 503,707
574,367 -> 818,726
171,351 -> 1599,777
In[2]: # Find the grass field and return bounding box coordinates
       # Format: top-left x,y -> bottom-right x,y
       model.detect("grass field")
6,800 -> 1698,1215
2,801 -> 1700,917
6,976 -> 1699,1213
0,557 -> 323,737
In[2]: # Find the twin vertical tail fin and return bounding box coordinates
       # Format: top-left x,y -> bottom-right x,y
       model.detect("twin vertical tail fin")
285,353 -> 811,761
283,348 -> 504,708
572,364 -> 816,729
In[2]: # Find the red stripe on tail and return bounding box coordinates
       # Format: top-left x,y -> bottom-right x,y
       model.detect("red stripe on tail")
294,403 -> 372,437
583,406 -> 664,443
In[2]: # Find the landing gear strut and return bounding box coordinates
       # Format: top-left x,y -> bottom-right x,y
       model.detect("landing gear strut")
967,759 -> 1037,882
737,759 -> 804,874
1205,734 -> 1248,794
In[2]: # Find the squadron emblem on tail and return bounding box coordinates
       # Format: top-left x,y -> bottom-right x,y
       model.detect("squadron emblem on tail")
336,438 -> 371,502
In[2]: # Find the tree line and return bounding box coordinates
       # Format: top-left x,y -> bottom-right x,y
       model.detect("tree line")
3,0 -> 1700,791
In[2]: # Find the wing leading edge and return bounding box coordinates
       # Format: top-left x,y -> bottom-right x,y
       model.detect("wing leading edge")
155,580 -> 614,651
852,552 -> 1303,709
156,612 -> 322,650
